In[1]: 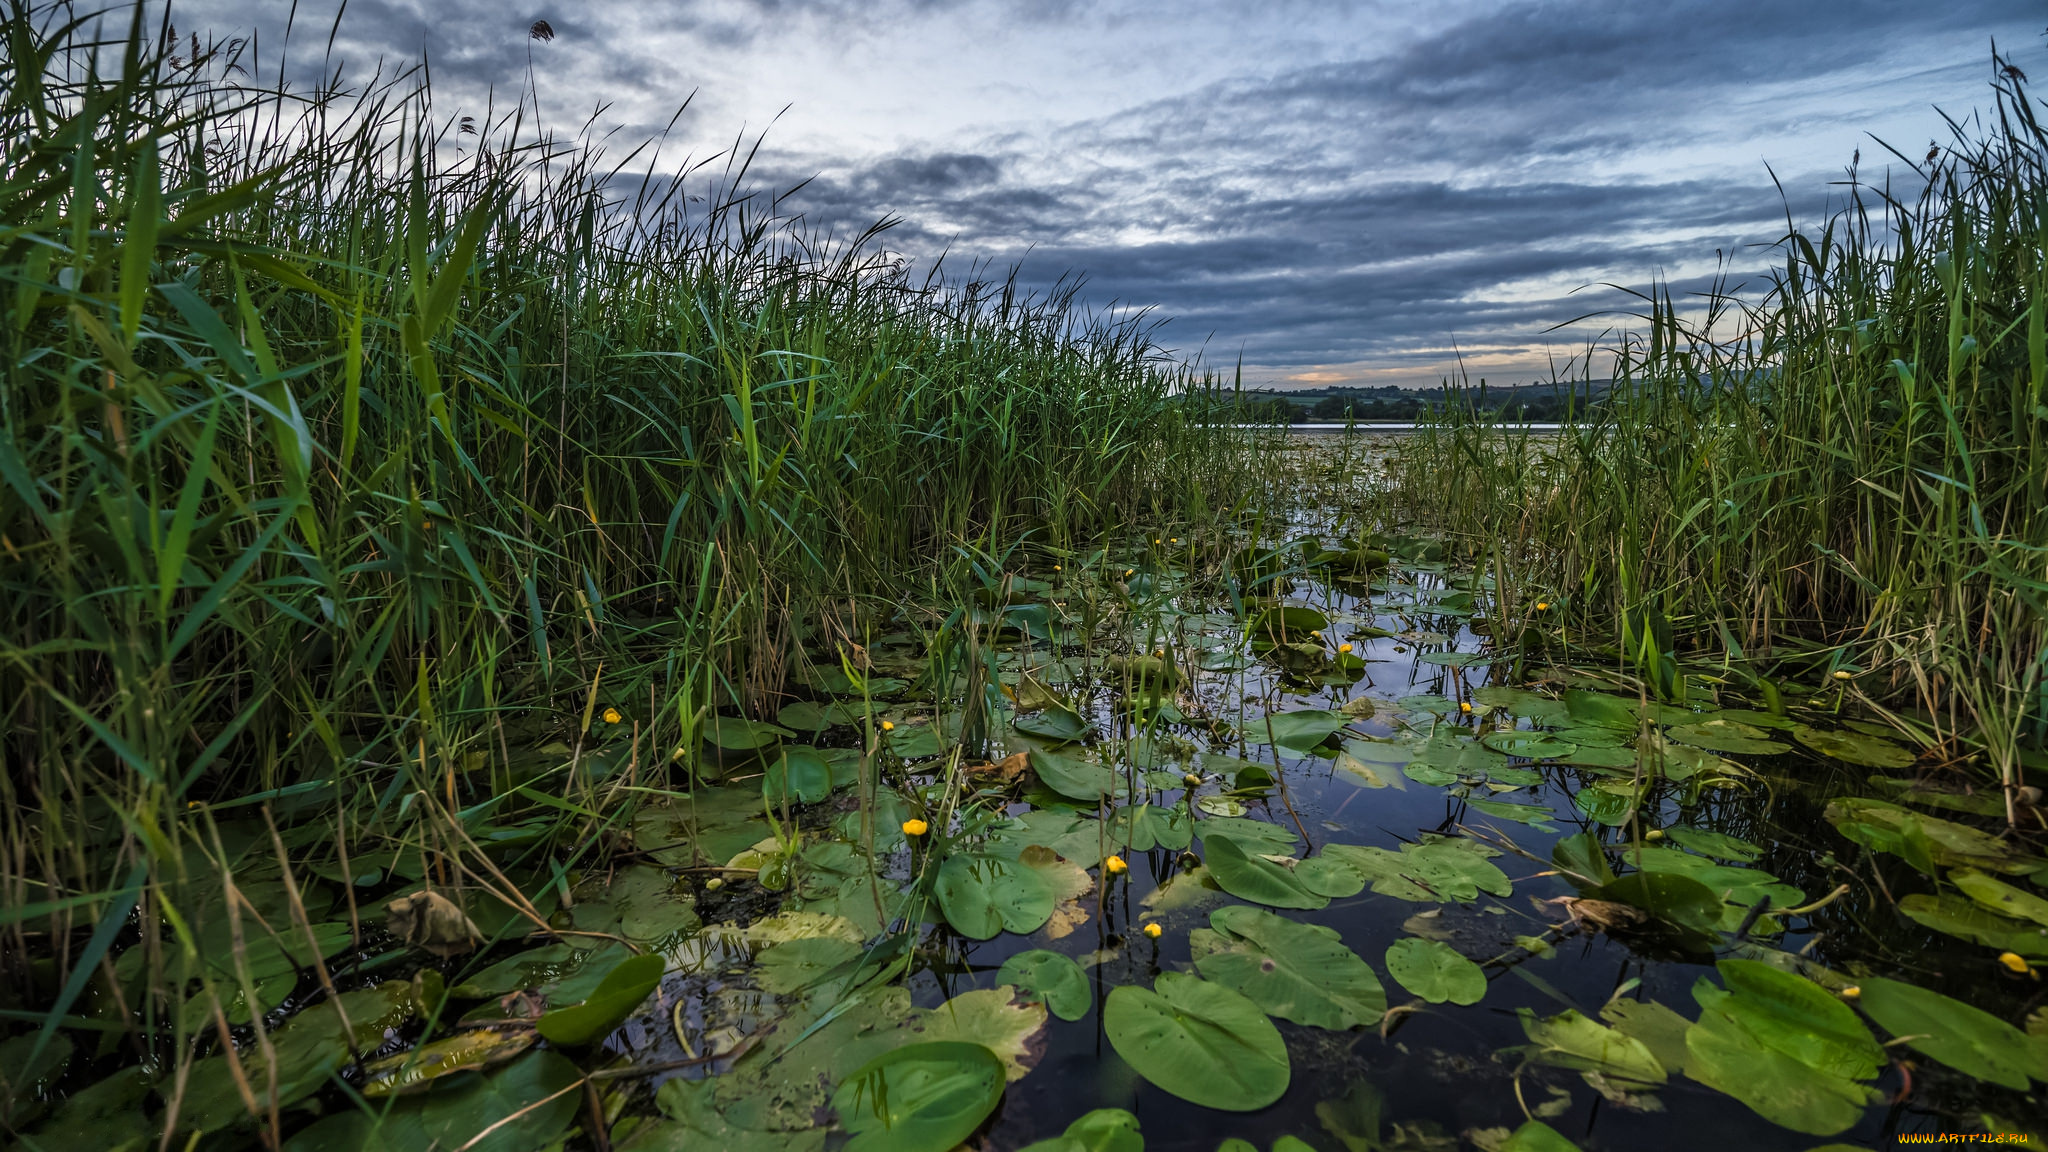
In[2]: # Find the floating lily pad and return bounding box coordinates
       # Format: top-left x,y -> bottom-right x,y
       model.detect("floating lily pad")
1826,797 -> 2036,874
1017,1109 -> 1143,1152
937,854 -> 1055,939
1204,835 -> 1327,910
1855,976 -> 2048,1090
1898,893 -> 2048,956
1384,938 -> 1486,1005
1465,796 -> 1558,828
1250,605 -> 1330,643
1030,749 -> 1122,800
287,1050 -> 583,1152
831,1041 -> 1006,1152
705,716 -> 794,751
1664,828 -> 1764,863
1103,973 -> 1290,1111
1244,708 -> 1350,752
1564,690 -> 1639,730
1683,1006 -> 1875,1137
1585,872 -> 1722,935
1573,783 -> 1639,827
1197,795 -> 1250,816
1473,687 -> 1571,725
1113,803 -> 1194,851
1196,816 -> 1301,853
1516,1007 -> 1665,1085
997,950 -> 1092,1021
1950,867 -> 2048,928
764,747 -> 833,805
1664,719 -> 1789,756
887,723 -> 949,759
1697,961 -> 1884,1081
1791,724 -> 1917,769
535,952 -> 664,1045
1193,905 -> 1386,1029
1015,701 -> 1093,744
1481,731 -> 1578,759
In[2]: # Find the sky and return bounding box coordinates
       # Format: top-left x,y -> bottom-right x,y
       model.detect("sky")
164,0 -> 2046,388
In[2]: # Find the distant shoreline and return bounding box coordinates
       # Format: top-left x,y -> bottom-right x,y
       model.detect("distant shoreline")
1236,422 -> 1566,433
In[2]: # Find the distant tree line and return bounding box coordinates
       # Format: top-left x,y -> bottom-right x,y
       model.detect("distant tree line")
1216,380 -> 1610,423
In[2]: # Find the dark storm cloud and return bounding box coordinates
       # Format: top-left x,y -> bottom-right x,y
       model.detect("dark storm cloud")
165,0 -> 2045,383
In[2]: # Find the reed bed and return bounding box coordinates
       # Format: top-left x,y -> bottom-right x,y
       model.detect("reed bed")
0,0 -> 1250,1026
1378,58 -> 2048,816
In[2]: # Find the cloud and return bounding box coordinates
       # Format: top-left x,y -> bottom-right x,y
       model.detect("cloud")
161,0 -> 2046,385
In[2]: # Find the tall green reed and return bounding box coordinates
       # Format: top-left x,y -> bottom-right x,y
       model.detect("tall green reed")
1379,57 -> 2047,818
0,0 -> 1246,1003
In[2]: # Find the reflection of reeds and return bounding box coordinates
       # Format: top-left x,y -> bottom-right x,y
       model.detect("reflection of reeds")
1377,54 -> 2046,817
0,0 -> 1250,1112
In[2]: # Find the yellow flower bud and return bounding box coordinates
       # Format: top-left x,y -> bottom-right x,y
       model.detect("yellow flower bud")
1832,669 -> 1853,681
705,877 -> 724,891
1104,855 -> 1128,875
1143,923 -> 1163,939
602,707 -> 622,724
1339,643 -> 1353,654
1839,985 -> 1861,998
1182,773 -> 1203,788
1645,829 -> 1665,840
1998,951 -> 2031,974
1458,702 -> 1473,713
881,720 -> 895,731
1054,565 -> 1062,571
1535,601 -> 1550,610
902,818 -> 929,836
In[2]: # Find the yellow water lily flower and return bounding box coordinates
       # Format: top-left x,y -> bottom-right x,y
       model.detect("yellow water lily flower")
1143,923 -> 1163,939
1645,829 -> 1665,840
1832,669 -> 1854,681
1998,951 -> 2031,974
881,720 -> 895,731
1458,702 -> 1473,713
1839,985 -> 1861,998
1182,773 -> 1203,788
1338,643 -> 1353,654
1124,568 -> 1134,578
1054,565 -> 1063,571
1535,601 -> 1550,611
902,818 -> 929,836
1104,855 -> 1128,875
602,707 -> 623,724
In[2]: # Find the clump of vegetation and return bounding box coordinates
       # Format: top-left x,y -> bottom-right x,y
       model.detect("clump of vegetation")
1384,58 -> 2048,817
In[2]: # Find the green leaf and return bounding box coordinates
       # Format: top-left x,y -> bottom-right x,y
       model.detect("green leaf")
765,747 -> 834,805
621,1077 -> 825,1152
1663,828 -> 1763,863
14,1067 -> 151,1149
1684,1002 -> 1876,1136
1015,699 -> 1093,744
936,854 -> 1055,939
1308,839 -> 1510,903
1480,731 -> 1577,759
1564,690 -> 1639,730
1194,905 -> 1386,1029
284,1050 -> 582,1152
1203,834 -> 1328,910
1516,1008 -> 1664,1084
1826,797 -> 2036,874
1103,973 -> 1290,1110
756,937 -> 866,995
1466,796 -> 1558,828
1584,872 -> 1722,935
1551,832 -> 1616,886
1897,893 -> 2048,956
1598,997 -> 1695,1077
535,952 -> 665,1045
705,716 -> 793,750
1951,867 -> 2048,928
1245,708 -> 1350,752
1111,803 -> 1193,851
830,1041 -> 1006,1152
887,724 -> 948,759
1494,1120 -> 1582,1151
1572,783 -> 1639,827
1856,977 -> 2048,1090
1016,1109 -> 1142,1152
997,950 -> 1092,1021
1791,723 -> 1917,769
1195,817 -> 1300,853
1384,938 -> 1486,1005
1663,719 -> 1789,756
1250,605 -> 1329,643
1695,961 -> 1884,1081
1030,749 -> 1122,800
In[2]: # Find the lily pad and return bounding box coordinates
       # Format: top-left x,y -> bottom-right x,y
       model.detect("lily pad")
1826,797 -> 2036,874
1250,605 -> 1330,643
1102,972 -> 1290,1111
286,1050 -> 583,1152
1245,708 -> 1350,752
764,747 -> 834,805
1791,724 -> 1916,769
1898,893 -> 2048,957
1193,905 -> 1387,1029
535,951 -> 665,1045
1384,938 -> 1486,1005
1584,873 -> 1721,935
1664,828 -> 1763,863
1017,1109 -> 1143,1152
1685,998 -> 1877,1136
887,723 -> 948,759
936,854 -> 1055,939
1856,977 -> 2048,1090
1564,690 -> 1640,731
1950,867 -> 2048,928
1481,731 -> 1578,759
830,1041 -> 1006,1152
1113,803 -> 1194,852
706,716 -> 794,751
1465,796 -> 1558,828
997,950 -> 1092,1021
1196,817 -> 1301,853
1663,720 -> 1789,756
1030,749 -> 1123,800
1204,835 -> 1328,910
1015,701 -> 1093,744
1698,960 -> 1884,1080
1516,1007 -> 1665,1085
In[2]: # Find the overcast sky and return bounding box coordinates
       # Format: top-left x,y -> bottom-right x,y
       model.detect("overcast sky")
170,0 -> 2044,387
